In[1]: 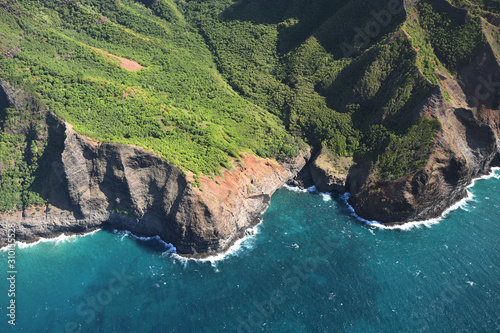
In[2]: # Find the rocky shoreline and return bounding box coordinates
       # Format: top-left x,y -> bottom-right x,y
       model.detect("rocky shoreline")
346,42 -> 500,223
0,94 -> 309,257
1,68 -> 499,258
0,80 -> 499,257
1,0 -> 500,257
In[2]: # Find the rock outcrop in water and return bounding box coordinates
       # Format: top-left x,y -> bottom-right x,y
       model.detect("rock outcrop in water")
0,80 -> 309,256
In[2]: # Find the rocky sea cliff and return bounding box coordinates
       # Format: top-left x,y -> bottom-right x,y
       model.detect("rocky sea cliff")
0,81 -> 308,256
1,0 -> 500,258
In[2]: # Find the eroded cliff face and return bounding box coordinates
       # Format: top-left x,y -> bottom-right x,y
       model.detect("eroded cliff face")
0,81 -> 308,255
346,41 -> 500,223
174,153 -> 306,255
2,0 -> 500,253
309,147 -> 353,193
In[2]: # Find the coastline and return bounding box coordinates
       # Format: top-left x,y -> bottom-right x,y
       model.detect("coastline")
3,168 -> 499,261
170,224 -> 261,264
343,167 -> 500,230
0,222 -> 261,264
0,229 -> 101,252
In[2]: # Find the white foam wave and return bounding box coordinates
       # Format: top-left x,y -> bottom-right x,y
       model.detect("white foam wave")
283,184 -> 332,201
320,192 -> 333,202
282,184 -> 309,193
112,229 -> 176,253
340,193 -> 386,228
12,229 -> 100,250
306,185 -> 318,192
170,224 -> 261,265
0,240 -> 18,252
342,167 -> 500,231
469,167 -> 500,183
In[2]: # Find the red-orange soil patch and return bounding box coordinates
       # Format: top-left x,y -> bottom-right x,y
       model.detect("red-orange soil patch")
86,44 -> 144,71
189,153 -> 286,198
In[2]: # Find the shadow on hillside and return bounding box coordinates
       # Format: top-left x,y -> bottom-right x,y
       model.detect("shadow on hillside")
32,113 -> 84,217
220,0 -> 406,57
136,0 -> 155,6
0,85 -> 9,130
221,0 -> 346,55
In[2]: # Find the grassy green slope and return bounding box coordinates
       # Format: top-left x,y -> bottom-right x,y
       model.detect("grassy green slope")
182,0 -> 449,181
0,0 -> 300,178
0,0 -> 495,211
182,0 -> 491,181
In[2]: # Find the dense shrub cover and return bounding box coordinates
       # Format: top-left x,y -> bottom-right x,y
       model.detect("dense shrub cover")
0,0 -> 491,210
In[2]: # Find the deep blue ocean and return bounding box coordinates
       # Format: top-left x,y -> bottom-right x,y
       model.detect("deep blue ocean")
1,169 -> 499,333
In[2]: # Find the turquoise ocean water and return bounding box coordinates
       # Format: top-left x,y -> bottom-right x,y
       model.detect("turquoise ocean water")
1,169 -> 499,332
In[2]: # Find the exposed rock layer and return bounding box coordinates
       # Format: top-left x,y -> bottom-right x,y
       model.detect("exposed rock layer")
2,0 -> 500,252
0,80 -> 308,256
345,43 -> 500,223
309,147 -> 353,193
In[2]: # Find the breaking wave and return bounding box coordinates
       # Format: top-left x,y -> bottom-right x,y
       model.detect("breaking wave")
169,224 -> 260,267
342,167 -> 500,231
8,229 -> 101,250
112,229 -> 176,253
283,184 -> 332,202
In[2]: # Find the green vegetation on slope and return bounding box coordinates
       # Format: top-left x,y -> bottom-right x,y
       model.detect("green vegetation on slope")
0,88 -> 46,211
378,118 -> 442,181
185,0 -> 412,157
417,1 -> 486,72
1,0 -> 493,212
448,0 -> 500,14
0,0 -> 300,179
